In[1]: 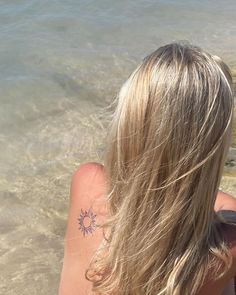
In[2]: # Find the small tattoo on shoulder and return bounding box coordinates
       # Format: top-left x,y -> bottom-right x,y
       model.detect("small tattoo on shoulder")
78,207 -> 97,236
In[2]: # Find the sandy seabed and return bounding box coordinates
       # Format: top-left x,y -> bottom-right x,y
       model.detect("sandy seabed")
0,74 -> 235,295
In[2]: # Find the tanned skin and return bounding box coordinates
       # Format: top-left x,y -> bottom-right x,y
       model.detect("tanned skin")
59,162 -> 236,295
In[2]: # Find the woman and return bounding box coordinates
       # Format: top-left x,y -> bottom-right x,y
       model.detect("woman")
59,42 -> 236,295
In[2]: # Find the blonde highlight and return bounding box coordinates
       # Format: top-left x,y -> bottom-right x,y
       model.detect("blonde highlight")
85,42 -> 234,295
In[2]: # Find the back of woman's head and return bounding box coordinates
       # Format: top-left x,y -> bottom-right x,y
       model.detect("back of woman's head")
86,42 -> 234,295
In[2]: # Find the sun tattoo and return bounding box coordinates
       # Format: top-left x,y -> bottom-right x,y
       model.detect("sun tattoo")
78,208 -> 97,236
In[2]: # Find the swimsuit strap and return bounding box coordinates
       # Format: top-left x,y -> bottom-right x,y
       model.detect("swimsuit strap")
217,210 -> 236,224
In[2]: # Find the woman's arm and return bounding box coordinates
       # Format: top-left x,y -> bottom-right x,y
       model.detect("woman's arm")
58,162 -> 107,295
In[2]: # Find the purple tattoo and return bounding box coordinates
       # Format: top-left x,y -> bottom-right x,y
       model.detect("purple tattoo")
78,208 -> 97,236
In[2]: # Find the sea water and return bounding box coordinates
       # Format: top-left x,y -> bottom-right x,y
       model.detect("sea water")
0,1 -> 235,294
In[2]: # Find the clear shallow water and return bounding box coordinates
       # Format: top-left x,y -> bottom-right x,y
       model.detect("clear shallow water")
0,1 -> 236,294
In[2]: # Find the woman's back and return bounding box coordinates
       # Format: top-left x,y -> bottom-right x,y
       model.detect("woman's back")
59,162 -> 236,295
60,42 -> 236,294
198,211 -> 236,295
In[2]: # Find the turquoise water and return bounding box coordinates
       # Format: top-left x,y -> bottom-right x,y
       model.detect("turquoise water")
0,1 -> 236,294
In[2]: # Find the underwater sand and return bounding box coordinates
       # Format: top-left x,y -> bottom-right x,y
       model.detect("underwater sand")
0,1 -> 236,294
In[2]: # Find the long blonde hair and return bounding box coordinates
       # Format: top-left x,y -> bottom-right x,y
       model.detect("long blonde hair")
85,42 -> 234,295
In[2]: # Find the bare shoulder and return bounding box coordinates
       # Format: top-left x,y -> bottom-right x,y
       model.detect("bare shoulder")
67,161 -> 108,239
72,161 -> 105,181
214,190 -> 236,276
197,191 -> 236,294
70,162 -> 107,206
59,162 -> 108,295
215,190 -> 236,212
71,162 -> 106,190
